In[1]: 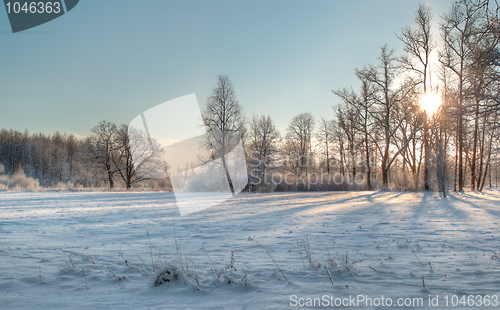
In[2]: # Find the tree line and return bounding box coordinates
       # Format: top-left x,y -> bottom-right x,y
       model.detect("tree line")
247,0 -> 500,194
328,0 -> 500,194
0,0 -> 499,193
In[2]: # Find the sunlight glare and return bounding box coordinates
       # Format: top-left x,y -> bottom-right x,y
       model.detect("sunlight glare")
419,93 -> 441,115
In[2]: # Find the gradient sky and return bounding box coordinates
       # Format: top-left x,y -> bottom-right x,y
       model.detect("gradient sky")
0,0 -> 452,137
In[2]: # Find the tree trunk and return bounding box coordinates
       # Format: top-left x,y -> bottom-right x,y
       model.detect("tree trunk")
222,155 -> 235,195
470,98 -> 480,191
365,134 -> 372,191
424,115 -> 430,191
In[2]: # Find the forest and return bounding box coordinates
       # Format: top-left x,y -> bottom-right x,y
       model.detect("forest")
1,0 -> 499,194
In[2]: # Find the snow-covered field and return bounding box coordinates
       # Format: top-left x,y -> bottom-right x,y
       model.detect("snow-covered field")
1,190 -> 500,309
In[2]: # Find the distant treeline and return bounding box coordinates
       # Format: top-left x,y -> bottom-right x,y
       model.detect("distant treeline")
0,129 -> 88,187
0,126 -> 168,190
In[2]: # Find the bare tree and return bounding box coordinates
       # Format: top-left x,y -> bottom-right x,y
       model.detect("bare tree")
468,6 -> 500,191
203,75 -> 246,195
336,103 -> 359,180
315,118 -> 334,175
285,112 -> 315,178
366,45 -> 421,188
247,115 -> 281,192
398,3 -> 436,191
112,125 -> 165,189
334,68 -> 376,190
87,120 -> 119,189
331,121 -> 347,177
439,0 -> 492,191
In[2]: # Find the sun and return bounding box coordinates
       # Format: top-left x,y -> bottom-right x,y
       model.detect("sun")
419,92 -> 441,115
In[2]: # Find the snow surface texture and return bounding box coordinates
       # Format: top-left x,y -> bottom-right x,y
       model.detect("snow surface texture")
1,190 -> 500,309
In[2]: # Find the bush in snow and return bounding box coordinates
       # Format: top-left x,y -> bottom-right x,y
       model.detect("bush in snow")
0,167 -> 39,191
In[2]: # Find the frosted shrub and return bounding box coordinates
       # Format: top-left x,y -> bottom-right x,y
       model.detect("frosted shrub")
0,171 -> 40,191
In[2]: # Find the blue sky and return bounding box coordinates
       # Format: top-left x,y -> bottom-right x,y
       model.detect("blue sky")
0,0 -> 451,137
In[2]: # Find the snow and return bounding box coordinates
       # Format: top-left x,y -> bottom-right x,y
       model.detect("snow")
1,190 -> 500,309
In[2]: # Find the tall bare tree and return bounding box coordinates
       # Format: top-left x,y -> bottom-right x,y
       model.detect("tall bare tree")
247,115 -> 281,192
284,112 -> 315,177
203,75 -> 246,195
315,118 -> 334,175
366,45 -> 421,188
398,3 -> 435,191
87,120 -> 119,189
439,0 -> 493,191
334,68 -> 376,190
336,103 -> 360,180
112,125 -> 165,189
